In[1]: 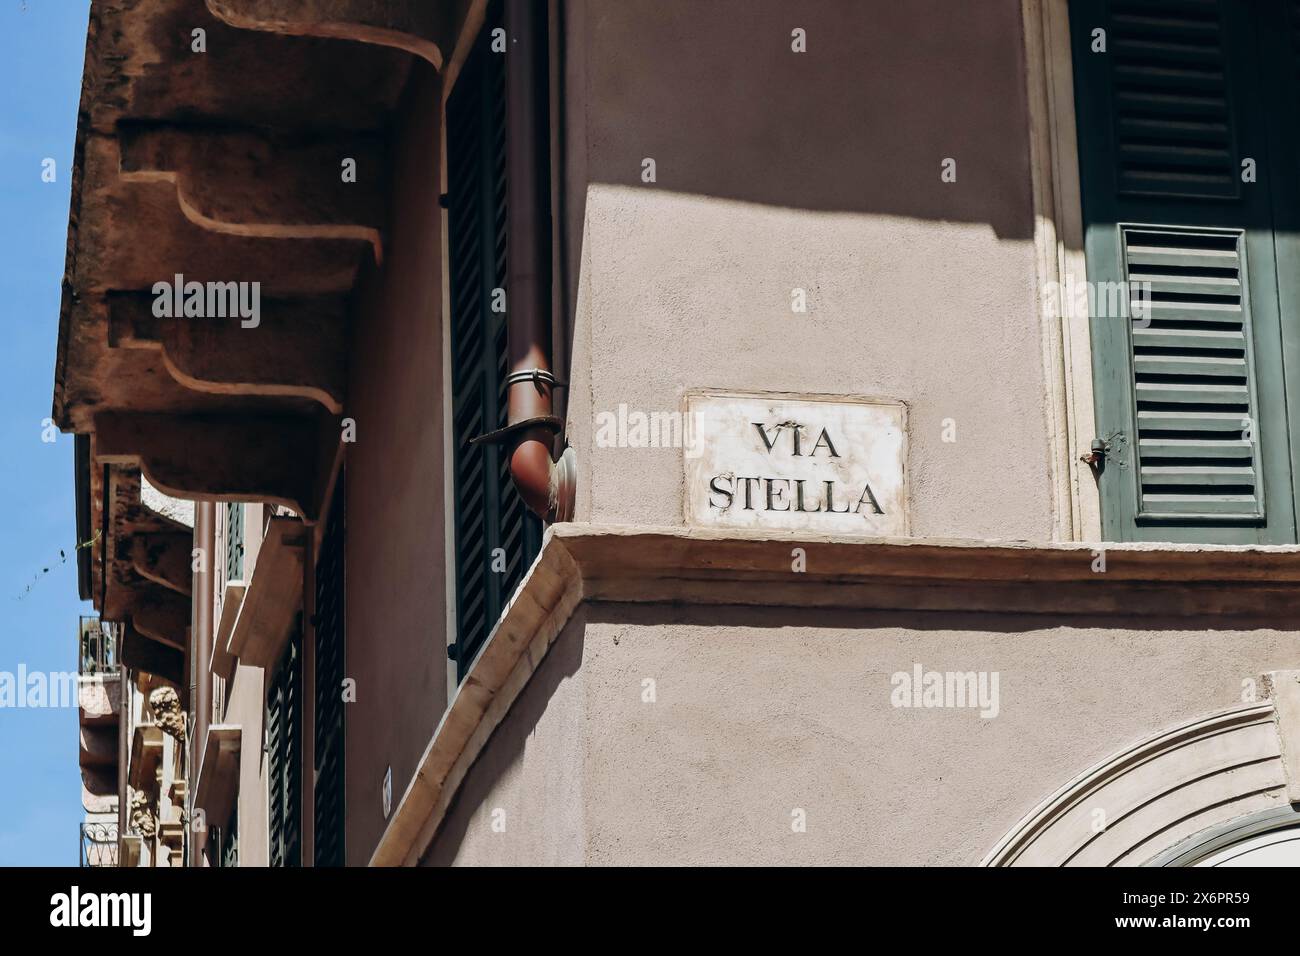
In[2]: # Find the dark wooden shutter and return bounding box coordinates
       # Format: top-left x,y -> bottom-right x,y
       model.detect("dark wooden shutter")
1104,0 -> 1238,201
267,621 -> 302,868
1071,0 -> 1297,542
313,477 -> 345,867
446,0 -> 543,681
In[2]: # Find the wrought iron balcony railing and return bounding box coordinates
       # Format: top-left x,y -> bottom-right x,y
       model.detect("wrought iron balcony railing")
80,822 -> 119,867
79,616 -> 120,677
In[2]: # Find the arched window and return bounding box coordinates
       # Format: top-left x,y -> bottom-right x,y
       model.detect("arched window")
1148,808 -> 1300,866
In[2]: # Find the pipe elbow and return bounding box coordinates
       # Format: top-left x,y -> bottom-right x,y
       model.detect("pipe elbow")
510,435 -> 576,524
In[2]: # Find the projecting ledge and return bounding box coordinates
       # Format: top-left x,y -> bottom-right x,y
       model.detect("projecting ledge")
558,526 -> 1300,619
212,581 -> 247,679
226,517 -> 306,669
371,525 -> 1300,866
194,725 -> 241,830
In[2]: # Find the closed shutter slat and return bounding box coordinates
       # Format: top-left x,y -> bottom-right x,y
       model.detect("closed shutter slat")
1132,328 -> 1244,348
1134,383 -> 1248,403
1136,410 -> 1245,430
1132,274 -> 1241,297
1139,438 -> 1253,458
1126,245 -> 1238,267
1141,495 -> 1259,513
1132,356 -> 1246,376
1140,465 -> 1255,483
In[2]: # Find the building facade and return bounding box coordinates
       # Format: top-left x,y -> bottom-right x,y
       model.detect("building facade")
56,0 -> 1300,867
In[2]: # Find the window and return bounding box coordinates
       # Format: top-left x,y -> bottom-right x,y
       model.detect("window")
1071,0 -> 1300,542
1150,806 -> 1300,866
1193,825 -> 1300,866
445,0 -> 544,680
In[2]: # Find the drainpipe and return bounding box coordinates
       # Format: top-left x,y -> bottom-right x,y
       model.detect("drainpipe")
498,0 -> 575,522
189,500 -> 215,866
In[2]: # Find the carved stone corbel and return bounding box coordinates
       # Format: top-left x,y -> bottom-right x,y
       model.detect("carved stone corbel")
129,788 -> 158,839
150,686 -> 187,743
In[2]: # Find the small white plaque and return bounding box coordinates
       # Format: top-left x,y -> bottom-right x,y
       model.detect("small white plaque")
684,392 -> 908,535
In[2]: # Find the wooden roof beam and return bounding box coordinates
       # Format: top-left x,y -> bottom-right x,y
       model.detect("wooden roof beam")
120,624 -> 185,689
94,411 -> 333,523
109,292 -> 348,414
130,535 -> 195,598
119,125 -> 387,265
206,0 -> 452,68
130,590 -> 190,652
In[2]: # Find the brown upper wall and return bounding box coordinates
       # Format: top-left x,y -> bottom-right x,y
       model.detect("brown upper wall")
573,0 -> 1034,234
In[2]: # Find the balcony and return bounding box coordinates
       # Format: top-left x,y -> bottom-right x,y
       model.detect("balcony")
78,617 -> 121,827
78,616 -> 120,677
80,822 -> 119,867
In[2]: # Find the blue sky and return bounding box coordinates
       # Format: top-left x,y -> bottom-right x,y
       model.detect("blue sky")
0,0 -> 93,866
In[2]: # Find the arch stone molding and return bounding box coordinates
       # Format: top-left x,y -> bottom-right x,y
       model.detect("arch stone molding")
985,672 -> 1300,866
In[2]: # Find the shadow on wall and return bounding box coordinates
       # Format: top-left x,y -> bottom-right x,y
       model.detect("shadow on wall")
422,605 -> 589,867
568,0 -> 1035,240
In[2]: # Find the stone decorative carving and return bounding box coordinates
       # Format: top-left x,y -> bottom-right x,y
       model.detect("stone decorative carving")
129,788 -> 157,839
150,686 -> 186,741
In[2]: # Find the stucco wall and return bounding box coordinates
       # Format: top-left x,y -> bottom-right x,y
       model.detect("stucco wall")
426,602 -> 1295,866
560,0 -> 1052,540
342,61 -> 448,864
216,501 -> 267,867
424,610 -> 592,867
225,660 -> 267,867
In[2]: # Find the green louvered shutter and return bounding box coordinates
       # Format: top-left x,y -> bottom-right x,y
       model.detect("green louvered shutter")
1070,0 -> 1297,542
314,477 -> 345,867
225,502 -> 245,580
217,808 -> 238,868
446,0 -> 543,682
267,622 -> 301,868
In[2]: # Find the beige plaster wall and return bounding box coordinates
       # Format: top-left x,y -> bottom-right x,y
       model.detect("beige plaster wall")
424,610 -> 592,867
225,660 -> 267,867
213,502 -> 267,866
560,0 -> 1053,541
426,602 -> 1297,866
342,60 -> 449,864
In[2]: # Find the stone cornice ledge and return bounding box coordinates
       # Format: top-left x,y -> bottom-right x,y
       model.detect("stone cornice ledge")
370,525 -> 1300,865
